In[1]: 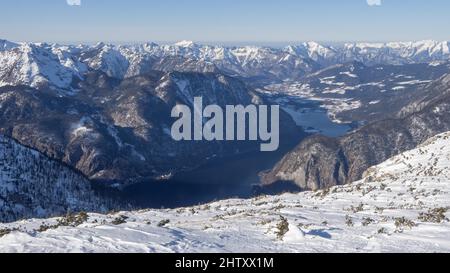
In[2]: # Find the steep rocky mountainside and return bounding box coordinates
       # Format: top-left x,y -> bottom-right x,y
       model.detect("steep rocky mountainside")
262,74 -> 450,190
0,71 -> 300,186
0,135 -> 113,223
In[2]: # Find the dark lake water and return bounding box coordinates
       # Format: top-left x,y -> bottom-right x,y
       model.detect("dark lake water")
120,141 -> 300,209
118,102 -> 352,209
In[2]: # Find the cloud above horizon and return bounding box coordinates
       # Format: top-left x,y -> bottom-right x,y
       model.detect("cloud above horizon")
367,0 -> 382,6
66,0 -> 81,6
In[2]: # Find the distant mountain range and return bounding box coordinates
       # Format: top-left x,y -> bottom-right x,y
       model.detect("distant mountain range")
1,39 -> 450,91
287,41 -> 450,66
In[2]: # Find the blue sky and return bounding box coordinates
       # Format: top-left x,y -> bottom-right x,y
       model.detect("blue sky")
0,0 -> 449,44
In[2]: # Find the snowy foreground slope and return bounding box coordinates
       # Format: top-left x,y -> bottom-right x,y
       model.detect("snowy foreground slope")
1,133 -> 450,253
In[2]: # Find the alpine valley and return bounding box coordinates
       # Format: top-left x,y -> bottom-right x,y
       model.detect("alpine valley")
0,39 -> 450,252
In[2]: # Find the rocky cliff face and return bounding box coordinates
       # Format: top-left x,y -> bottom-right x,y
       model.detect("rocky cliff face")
0,135 -> 112,223
262,74 -> 450,190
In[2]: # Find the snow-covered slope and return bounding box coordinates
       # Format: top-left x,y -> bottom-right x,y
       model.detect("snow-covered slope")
80,43 -> 130,79
1,132 -> 449,253
0,43 -> 86,91
0,135 -> 111,223
286,42 -> 339,66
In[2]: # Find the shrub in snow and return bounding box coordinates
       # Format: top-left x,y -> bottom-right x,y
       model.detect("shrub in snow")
418,208 -> 449,223
0,229 -> 12,238
112,215 -> 129,225
157,219 -> 170,227
394,217 -> 417,232
275,216 -> 289,240
57,212 -> 89,227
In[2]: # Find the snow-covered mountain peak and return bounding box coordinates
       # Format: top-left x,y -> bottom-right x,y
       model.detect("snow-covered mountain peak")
81,43 -> 130,79
174,40 -> 197,48
93,42 -> 107,49
0,42 -> 86,91
0,39 -> 19,51
141,42 -> 160,50
286,42 -> 338,61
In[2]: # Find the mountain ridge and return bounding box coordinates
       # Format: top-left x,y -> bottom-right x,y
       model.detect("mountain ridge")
2,39 -> 450,91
